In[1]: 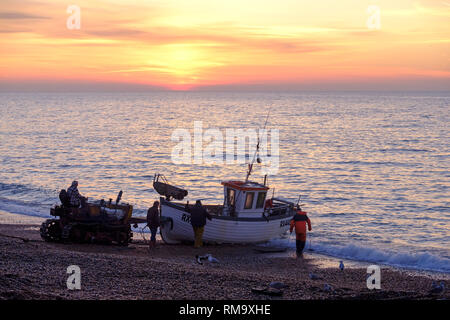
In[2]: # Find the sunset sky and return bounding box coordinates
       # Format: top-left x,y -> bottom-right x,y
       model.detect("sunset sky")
0,0 -> 449,91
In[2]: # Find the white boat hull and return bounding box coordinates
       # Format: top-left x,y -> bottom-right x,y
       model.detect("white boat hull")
160,199 -> 294,244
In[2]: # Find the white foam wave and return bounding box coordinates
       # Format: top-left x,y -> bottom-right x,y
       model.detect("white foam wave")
268,238 -> 450,273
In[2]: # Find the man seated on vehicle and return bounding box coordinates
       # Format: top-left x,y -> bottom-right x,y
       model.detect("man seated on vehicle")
67,180 -> 86,208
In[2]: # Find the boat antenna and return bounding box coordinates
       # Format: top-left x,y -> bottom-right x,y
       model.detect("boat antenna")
245,108 -> 271,182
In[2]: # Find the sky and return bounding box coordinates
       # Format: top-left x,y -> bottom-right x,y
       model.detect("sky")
0,0 -> 449,91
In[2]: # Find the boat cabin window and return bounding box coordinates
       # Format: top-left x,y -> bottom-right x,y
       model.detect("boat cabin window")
256,192 -> 266,209
244,192 -> 255,209
227,188 -> 236,206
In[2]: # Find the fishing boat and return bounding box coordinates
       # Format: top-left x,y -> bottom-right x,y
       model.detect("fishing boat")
158,178 -> 297,244
155,112 -> 299,244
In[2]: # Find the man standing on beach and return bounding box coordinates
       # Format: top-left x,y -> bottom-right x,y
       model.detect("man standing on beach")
290,210 -> 312,258
147,201 -> 160,249
186,200 -> 212,248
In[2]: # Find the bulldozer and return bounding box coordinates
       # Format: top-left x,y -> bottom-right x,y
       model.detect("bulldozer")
40,189 -> 135,246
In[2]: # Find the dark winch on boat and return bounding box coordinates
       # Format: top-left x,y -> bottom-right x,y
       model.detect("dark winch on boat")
40,189 -> 138,245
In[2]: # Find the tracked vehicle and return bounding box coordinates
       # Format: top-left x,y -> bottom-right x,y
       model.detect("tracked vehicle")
40,190 -> 134,246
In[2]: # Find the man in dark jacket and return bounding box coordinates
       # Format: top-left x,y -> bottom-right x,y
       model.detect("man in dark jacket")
186,200 -> 212,248
146,201 -> 160,249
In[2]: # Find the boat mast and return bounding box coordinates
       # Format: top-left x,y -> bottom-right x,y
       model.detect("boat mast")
245,108 -> 271,182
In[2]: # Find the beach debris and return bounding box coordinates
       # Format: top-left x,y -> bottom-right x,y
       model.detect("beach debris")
339,261 -> 345,271
251,286 -> 283,296
269,281 -> 288,289
430,281 -> 445,294
251,286 -> 267,293
323,283 -> 333,292
251,281 -> 287,296
309,272 -> 322,280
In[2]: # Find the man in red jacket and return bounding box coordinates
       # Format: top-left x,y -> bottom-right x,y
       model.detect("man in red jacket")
290,210 -> 312,258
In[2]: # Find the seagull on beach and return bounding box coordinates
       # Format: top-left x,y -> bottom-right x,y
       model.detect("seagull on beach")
195,255 -> 205,265
207,253 -> 219,263
196,254 -> 219,265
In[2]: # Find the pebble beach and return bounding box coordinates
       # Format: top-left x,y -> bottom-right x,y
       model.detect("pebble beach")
0,210 -> 448,300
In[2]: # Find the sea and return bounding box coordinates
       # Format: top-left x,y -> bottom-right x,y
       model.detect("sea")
0,91 -> 448,273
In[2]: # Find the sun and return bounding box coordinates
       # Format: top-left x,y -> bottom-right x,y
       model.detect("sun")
145,44 -> 224,88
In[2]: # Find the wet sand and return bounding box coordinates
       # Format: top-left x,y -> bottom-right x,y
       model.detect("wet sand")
0,210 -> 448,300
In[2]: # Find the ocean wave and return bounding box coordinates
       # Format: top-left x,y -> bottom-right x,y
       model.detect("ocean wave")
268,238 -> 450,273
331,160 -> 415,167
0,182 -> 33,194
0,181 -> 57,200
378,148 -> 431,153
